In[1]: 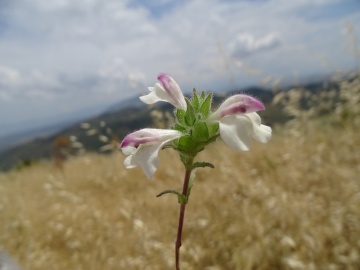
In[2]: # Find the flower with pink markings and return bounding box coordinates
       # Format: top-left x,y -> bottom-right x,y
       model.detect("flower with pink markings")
119,75 -> 273,268
120,128 -> 182,179
210,94 -> 272,151
140,73 -> 187,110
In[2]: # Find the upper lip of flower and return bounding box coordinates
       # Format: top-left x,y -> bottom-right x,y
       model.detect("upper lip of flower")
120,135 -> 158,149
157,73 -> 186,109
120,128 -> 182,150
210,94 -> 265,121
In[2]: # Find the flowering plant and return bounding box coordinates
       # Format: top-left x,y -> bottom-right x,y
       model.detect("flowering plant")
120,73 -> 271,269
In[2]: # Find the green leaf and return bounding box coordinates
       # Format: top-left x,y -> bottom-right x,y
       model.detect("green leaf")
207,122 -> 219,137
176,109 -> 185,123
199,93 -> 213,118
192,121 -> 209,142
205,134 -> 220,144
184,99 -> 196,126
192,89 -> 200,110
156,190 -> 188,204
173,123 -> 187,132
191,162 -> 215,169
156,189 -> 180,197
177,135 -> 195,152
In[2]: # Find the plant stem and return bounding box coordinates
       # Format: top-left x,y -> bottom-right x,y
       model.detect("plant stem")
175,169 -> 192,270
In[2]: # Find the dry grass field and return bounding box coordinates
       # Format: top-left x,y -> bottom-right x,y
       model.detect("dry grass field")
0,74 -> 360,269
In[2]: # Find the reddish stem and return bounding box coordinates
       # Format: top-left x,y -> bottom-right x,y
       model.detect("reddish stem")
175,169 -> 192,270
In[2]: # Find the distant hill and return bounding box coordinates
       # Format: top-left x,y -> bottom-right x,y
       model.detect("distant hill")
0,119 -> 82,153
0,80 -> 335,172
0,102 -> 111,154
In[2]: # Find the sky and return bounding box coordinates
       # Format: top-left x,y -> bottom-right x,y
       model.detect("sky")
0,0 -> 359,136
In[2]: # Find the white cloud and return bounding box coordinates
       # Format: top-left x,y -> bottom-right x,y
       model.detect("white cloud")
228,32 -> 281,59
97,57 -> 146,95
0,66 -> 21,89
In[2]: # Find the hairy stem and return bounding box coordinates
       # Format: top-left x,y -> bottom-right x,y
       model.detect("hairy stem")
175,169 -> 192,270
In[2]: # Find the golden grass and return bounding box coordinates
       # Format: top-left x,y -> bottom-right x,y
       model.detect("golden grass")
0,118 -> 360,269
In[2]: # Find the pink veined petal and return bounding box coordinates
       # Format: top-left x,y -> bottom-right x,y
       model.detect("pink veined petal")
210,94 -> 265,120
139,74 -> 187,110
220,95 -> 265,112
120,129 -> 182,179
120,128 -> 181,149
157,73 -> 187,110
219,115 -> 252,151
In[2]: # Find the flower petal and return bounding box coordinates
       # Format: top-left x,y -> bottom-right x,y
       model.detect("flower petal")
157,73 -> 187,110
218,112 -> 272,151
124,155 -> 137,169
210,94 -> 265,120
247,113 -> 272,143
120,128 -> 181,148
120,128 -> 182,179
219,115 -> 252,151
139,84 -> 173,105
124,143 -> 163,179
121,145 -> 136,156
252,124 -> 272,143
139,73 -> 186,110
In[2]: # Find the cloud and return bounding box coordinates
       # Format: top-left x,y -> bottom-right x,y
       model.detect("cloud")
0,66 -> 21,89
228,32 -> 281,60
0,66 -> 61,100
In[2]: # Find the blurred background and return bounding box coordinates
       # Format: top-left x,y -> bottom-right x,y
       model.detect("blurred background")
0,0 -> 360,269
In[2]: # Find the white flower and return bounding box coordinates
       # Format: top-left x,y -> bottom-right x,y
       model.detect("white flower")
120,128 -> 182,179
140,73 -> 187,110
210,94 -> 272,151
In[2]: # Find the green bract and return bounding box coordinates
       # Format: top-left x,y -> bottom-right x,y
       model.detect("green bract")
172,90 -> 219,167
